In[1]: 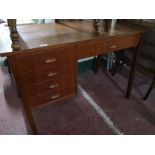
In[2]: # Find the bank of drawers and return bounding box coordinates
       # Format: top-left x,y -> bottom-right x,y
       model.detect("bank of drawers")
15,46 -> 76,107
78,34 -> 141,59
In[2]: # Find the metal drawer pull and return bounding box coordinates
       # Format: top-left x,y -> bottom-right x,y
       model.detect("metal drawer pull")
109,45 -> 117,49
51,94 -> 60,99
49,83 -> 59,89
48,72 -> 57,77
45,58 -> 56,63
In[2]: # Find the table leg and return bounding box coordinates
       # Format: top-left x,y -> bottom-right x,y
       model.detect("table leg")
92,55 -> 101,73
24,104 -> 38,135
126,34 -> 144,98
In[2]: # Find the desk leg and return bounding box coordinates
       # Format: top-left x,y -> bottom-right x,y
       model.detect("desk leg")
24,104 -> 38,135
92,55 -> 100,73
126,34 -> 144,98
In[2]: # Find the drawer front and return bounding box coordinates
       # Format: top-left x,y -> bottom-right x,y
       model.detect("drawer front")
105,34 -> 140,52
90,34 -> 141,56
16,49 -> 57,73
77,43 -> 97,59
23,76 -> 75,97
94,39 -> 108,55
20,62 -> 75,86
105,37 -> 121,52
120,34 -> 141,48
27,85 -> 75,107
15,46 -> 76,73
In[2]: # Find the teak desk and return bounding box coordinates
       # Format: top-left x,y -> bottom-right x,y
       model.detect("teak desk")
0,20 -> 146,134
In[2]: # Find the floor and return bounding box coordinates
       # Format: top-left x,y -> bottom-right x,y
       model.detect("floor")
0,59 -> 155,135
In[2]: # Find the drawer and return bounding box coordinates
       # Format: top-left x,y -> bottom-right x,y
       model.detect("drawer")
105,34 -> 140,51
15,46 -> 76,73
120,34 -> 140,48
23,76 -> 75,97
20,62 -> 75,86
77,34 -> 140,59
93,34 -> 141,55
94,39 -> 108,55
96,37 -> 125,53
27,85 -> 75,107
77,43 -> 97,59
105,37 -> 123,52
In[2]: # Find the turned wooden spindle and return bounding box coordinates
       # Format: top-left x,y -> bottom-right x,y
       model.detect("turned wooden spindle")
7,19 -> 20,51
93,19 -> 100,33
103,19 -> 112,32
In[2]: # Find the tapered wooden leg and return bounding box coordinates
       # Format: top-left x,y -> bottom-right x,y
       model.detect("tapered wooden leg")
110,53 -> 120,76
111,61 -> 118,76
8,64 -> 11,75
126,34 -> 144,98
4,59 -> 12,76
24,104 -> 38,134
143,77 -> 155,100
110,51 -> 126,76
92,55 -> 101,74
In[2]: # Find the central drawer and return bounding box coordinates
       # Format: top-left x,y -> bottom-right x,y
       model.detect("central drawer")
77,42 -> 97,59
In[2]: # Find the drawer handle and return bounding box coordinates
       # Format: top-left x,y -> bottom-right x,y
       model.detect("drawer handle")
48,72 -> 57,77
49,83 -> 59,89
109,45 -> 117,49
50,94 -> 60,99
45,58 -> 56,63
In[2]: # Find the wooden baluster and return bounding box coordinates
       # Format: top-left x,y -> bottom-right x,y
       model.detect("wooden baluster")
104,19 -> 112,32
7,19 -> 20,51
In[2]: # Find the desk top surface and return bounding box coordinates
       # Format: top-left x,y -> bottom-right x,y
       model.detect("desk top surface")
58,20 -> 146,34
0,21 -> 147,56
